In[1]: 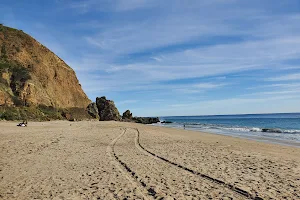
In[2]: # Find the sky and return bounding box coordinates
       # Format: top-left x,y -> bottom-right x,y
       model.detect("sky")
1,0 -> 300,116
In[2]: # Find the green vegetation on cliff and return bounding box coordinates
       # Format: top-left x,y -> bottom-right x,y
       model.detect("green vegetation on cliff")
0,105 -> 93,121
0,105 -> 62,121
0,25 -> 31,102
0,61 -> 31,105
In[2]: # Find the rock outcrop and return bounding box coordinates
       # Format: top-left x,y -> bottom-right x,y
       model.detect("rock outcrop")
86,97 -> 160,124
122,110 -> 133,120
87,102 -> 99,119
0,25 -> 91,108
96,96 -> 121,121
161,121 -> 172,124
133,117 -> 160,124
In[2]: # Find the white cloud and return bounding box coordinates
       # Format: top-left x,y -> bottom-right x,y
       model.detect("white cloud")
266,73 -> 300,81
151,56 -> 163,62
59,1 -> 300,101
243,90 -> 300,97
159,95 -> 300,116
79,72 -> 227,94
85,37 -> 105,48
193,83 -> 226,89
14,0 -> 300,116
74,34 -> 300,94
66,0 -> 156,13
116,100 -> 138,105
115,0 -> 154,11
270,83 -> 300,88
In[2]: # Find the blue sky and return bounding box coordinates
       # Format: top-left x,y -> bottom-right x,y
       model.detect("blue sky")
1,0 -> 300,116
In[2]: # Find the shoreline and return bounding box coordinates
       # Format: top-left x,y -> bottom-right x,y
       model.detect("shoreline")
154,123 -> 300,148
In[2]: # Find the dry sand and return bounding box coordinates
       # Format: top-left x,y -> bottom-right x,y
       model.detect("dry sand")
0,121 -> 299,200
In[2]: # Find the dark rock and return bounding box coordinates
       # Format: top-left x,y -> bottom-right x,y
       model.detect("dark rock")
161,121 -> 172,124
87,102 -> 99,118
122,110 -> 133,120
133,117 -> 160,124
96,96 -> 121,121
261,128 -> 282,133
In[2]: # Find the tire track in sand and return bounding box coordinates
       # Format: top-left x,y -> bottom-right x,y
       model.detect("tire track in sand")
134,128 -> 264,200
106,128 -> 159,200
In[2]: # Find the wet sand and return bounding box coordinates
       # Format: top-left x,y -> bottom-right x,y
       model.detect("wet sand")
0,121 -> 299,199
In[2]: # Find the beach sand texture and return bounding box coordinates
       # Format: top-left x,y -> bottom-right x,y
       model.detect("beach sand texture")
0,121 -> 299,199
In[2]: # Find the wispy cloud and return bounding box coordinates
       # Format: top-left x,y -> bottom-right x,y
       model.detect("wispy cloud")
266,73 -> 300,81
160,94 -> 300,116
151,56 -> 164,62
74,34 -> 300,95
79,74 -> 227,94
243,90 -> 300,97
4,0 -> 300,115
115,0 -> 155,11
116,100 -> 138,105
66,0 -> 155,13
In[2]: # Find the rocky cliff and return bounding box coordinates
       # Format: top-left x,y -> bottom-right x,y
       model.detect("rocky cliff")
0,25 -> 90,108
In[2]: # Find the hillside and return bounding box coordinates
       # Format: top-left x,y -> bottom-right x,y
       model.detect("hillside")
0,24 -> 91,108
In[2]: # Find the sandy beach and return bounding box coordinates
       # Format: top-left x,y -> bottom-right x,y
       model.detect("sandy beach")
0,121 -> 299,200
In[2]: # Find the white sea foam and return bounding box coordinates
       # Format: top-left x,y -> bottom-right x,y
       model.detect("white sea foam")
250,127 -> 262,132
161,122 -> 300,134
155,115 -> 300,144
283,129 -> 300,133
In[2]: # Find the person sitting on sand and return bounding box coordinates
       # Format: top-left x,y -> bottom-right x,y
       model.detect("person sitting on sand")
17,120 -> 28,127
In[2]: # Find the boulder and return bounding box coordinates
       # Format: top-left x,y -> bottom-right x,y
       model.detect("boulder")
96,96 -> 121,121
133,117 -> 160,124
122,110 -> 133,120
87,102 -> 99,118
161,121 -> 173,124
261,128 -> 282,133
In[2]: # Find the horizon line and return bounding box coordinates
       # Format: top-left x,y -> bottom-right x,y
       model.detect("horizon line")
158,112 -> 300,118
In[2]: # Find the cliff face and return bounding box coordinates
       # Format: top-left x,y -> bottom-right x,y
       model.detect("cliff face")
0,25 -> 91,108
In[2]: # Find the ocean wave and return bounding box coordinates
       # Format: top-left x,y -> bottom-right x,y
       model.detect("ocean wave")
163,122 -> 300,134
281,129 -> 300,133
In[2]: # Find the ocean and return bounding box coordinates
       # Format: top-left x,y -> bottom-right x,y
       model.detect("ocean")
157,113 -> 300,146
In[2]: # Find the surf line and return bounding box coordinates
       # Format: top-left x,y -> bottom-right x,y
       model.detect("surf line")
134,128 -> 264,200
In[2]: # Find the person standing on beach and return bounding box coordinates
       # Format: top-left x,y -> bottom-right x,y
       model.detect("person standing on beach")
184,124 -> 186,129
